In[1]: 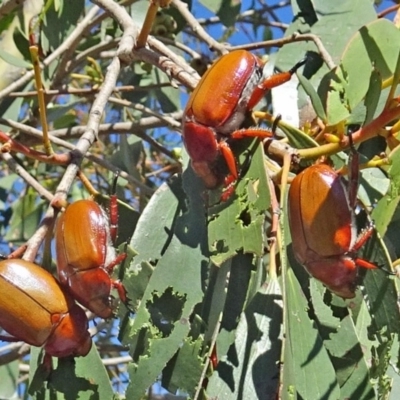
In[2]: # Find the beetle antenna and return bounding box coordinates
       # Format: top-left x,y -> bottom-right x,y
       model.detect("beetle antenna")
271,114 -> 282,136
378,265 -> 397,276
111,170 -> 120,196
348,130 -> 358,155
288,56 -> 307,75
347,130 -> 360,208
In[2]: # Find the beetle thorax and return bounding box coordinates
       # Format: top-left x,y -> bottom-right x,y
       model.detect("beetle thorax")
339,178 -> 358,251
217,65 -> 264,135
101,207 -> 117,268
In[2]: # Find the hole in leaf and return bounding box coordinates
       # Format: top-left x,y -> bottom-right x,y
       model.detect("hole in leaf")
146,287 -> 187,337
239,206 -> 251,226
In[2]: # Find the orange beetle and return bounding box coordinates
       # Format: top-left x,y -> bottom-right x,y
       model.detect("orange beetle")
0,259 -> 91,358
55,198 -> 126,319
183,49 -> 306,196
288,149 -> 377,298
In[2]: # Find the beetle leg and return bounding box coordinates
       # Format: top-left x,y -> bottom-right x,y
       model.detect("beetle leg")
109,194 -> 119,244
220,175 -> 237,202
248,57 -> 307,109
105,253 -> 127,275
112,280 -> 128,303
218,141 -> 238,180
352,224 -> 374,252
232,114 -> 280,140
350,224 -> 378,270
219,139 -> 261,201
354,258 -> 377,269
108,172 -> 121,243
347,133 -> 360,209
230,128 -> 274,140
353,224 -> 396,274
217,141 -> 238,201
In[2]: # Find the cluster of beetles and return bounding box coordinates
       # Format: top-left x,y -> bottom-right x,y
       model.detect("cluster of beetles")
182,49 -> 385,298
0,48 -> 388,364
0,195 -> 126,364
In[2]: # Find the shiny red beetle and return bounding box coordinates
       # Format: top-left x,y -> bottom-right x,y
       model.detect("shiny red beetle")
183,49 -> 306,195
0,259 -> 91,358
288,148 -> 377,298
55,196 -> 126,319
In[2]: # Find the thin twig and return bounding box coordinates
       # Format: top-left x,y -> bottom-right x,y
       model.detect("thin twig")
107,96 -> 181,128
8,83 -> 172,98
51,4 -> 101,87
0,120 -> 156,195
171,0 -> 227,55
92,0 -> 199,90
377,3 -> 400,18
0,5 -> 100,101
229,32 -> 336,70
54,56 -> 123,202
0,152 -> 54,202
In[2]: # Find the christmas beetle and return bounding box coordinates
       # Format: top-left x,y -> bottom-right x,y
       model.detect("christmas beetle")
288,146 -> 378,298
183,49 -> 306,196
0,259 -> 91,358
55,194 -> 127,319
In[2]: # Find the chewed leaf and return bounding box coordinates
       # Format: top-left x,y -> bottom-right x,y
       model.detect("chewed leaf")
325,19 -> 400,125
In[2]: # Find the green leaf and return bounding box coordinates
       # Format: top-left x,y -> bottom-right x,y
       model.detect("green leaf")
161,337 -> 205,397
129,0 -> 150,28
152,67 -> 180,113
0,48 -> 31,69
28,345 -> 114,398
0,173 -> 17,207
361,236 -> 400,336
387,146 -> 400,199
324,65 -> 352,126
282,266 -> 340,400
325,19 -> 400,125
0,360 -> 18,398
166,1 -> 192,33
373,146 -> 400,236
207,278 -> 283,398
278,0 -> 377,109
207,143 -> 270,265
311,0 -> 377,65
341,19 -> 400,106
200,0 -> 240,27
122,174 -> 207,399
13,25 -> 31,62
0,95 -> 26,131
279,118 -> 319,151
46,100 -> 82,124
298,72 -> 327,121
41,0 -> 85,54
0,12 -> 15,35
118,247 -> 150,313
363,68 -> 382,125
52,114 -> 77,129
109,135 -> 145,185
4,191 -> 46,244
309,280 -> 340,330
325,315 -> 375,399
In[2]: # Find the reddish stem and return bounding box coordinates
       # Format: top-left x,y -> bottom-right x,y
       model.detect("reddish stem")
0,131 -> 70,165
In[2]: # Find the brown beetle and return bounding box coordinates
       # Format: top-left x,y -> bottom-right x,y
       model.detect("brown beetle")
288,150 -> 377,298
55,198 -> 126,319
0,259 -> 91,357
